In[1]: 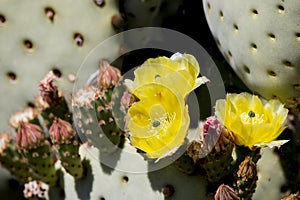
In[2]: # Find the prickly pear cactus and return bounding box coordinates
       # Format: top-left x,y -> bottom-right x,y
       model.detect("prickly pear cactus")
202,0 -> 300,107
0,2 -> 295,200
0,0 -> 120,131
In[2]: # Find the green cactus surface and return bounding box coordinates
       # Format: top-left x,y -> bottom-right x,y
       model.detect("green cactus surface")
202,0 -> 300,107
0,133 -> 38,183
58,140 -> 83,179
0,0 -> 120,132
25,141 -> 58,187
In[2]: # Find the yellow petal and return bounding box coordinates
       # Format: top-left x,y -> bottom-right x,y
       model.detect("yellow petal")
124,53 -> 205,98
127,83 -> 190,158
215,92 -> 288,149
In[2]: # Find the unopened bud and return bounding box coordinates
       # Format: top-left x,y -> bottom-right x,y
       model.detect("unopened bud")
97,60 -> 121,90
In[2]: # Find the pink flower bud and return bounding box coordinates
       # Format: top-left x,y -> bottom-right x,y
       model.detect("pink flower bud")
215,184 -> 240,200
49,118 -> 75,143
97,60 -> 121,90
17,122 -> 45,149
202,116 -> 232,153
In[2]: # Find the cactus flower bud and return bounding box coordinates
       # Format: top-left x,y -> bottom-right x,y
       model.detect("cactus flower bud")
16,122 -> 45,149
97,60 -> 121,90
202,116 -> 234,183
215,184 -> 240,200
49,118 -> 75,143
201,116 -> 232,156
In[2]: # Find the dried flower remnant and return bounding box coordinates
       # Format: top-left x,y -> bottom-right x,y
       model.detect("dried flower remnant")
235,156 -> 258,199
186,140 -> 202,163
38,71 -> 60,106
237,156 -> 257,181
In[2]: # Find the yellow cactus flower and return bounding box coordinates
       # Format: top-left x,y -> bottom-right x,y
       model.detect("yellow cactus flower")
215,93 -> 289,149
124,53 -> 208,97
127,83 -> 190,158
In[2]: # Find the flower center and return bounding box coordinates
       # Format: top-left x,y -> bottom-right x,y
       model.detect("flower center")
240,111 -> 265,124
248,110 -> 255,118
152,120 -> 160,127
155,74 -> 160,79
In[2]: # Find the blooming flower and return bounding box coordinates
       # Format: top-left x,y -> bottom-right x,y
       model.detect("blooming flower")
215,92 -> 289,149
127,83 -> 190,158
124,53 -> 209,159
124,53 -> 208,97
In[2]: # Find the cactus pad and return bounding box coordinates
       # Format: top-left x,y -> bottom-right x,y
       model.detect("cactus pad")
0,0 -> 119,131
202,0 -> 300,107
